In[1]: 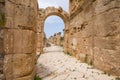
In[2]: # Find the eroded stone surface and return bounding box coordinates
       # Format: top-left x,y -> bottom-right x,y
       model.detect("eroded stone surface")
0,0 -> 120,80
2,0 -> 38,80
48,32 -> 62,47
68,0 -> 120,76
0,1 -> 5,79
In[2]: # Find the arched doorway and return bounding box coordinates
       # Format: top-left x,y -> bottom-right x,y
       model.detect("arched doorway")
37,7 -> 69,54
44,15 -> 65,47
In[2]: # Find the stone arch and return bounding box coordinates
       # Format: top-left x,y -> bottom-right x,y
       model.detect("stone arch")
44,7 -> 69,23
39,7 -> 69,30
37,7 -> 70,53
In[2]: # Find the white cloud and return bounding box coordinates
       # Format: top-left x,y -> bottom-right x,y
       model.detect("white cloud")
37,0 -> 69,12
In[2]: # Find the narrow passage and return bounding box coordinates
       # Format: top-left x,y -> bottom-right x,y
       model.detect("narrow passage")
36,45 -> 116,80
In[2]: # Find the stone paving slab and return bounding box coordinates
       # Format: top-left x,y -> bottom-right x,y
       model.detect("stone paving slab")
36,46 -> 118,80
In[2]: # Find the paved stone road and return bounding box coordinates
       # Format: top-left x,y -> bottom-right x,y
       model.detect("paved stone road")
36,46 -> 117,80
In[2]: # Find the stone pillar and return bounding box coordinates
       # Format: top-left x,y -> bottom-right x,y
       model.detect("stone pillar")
3,0 -> 38,80
63,29 -> 69,53
57,32 -> 61,46
53,34 -> 57,45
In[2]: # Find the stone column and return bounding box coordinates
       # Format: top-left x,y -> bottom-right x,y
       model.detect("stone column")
57,32 -> 61,46
63,20 -> 70,53
3,0 -> 38,80
53,34 -> 57,45
63,29 -> 69,53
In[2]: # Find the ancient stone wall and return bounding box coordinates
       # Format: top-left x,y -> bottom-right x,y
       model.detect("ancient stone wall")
63,28 -> 70,53
48,32 -> 62,46
0,29 -> 4,79
69,0 -> 120,76
3,0 -> 38,80
0,0 -> 5,79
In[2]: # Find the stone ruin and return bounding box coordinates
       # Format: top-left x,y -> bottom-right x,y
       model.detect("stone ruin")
0,0 -> 38,80
68,0 -> 120,76
48,32 -> 62,46
0,0 -> 120,80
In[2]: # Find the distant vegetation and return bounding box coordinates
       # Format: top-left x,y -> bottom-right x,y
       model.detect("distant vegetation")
34,76 -> 42,80
0,12 -> 6,27
65,52 -> 72,56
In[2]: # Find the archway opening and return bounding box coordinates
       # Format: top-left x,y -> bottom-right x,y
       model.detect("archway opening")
44,15 -> 65,38
44,15 -> 65,47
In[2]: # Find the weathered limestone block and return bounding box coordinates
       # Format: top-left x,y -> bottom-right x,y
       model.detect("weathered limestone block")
95,0 -> 120,15
3,54 -> 13,80
69,0 -> 120,76
5,0 -> 15,17
5,0 -> 37,31
13,68 -> 35,80
94,10 -> 120,37
69,37 -> 78,57
70,0 -> 84,17
4,29 -> 36,54
13,53 -> 35,78
3,0 -> 38,80
94,47 -> 120,75
93,2 -> 120,75
3,52 -> 36,80
76,36 -> 93,63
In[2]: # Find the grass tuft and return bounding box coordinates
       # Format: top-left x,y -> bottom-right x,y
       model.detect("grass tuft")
0,12 -> 6,27
34,76 -> 42,80
65,52 -> 72,56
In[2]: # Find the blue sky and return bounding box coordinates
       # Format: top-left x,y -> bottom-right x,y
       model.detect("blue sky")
37,0 -> 69,12
44,16 -> 65,38
37,0 -> 69,38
